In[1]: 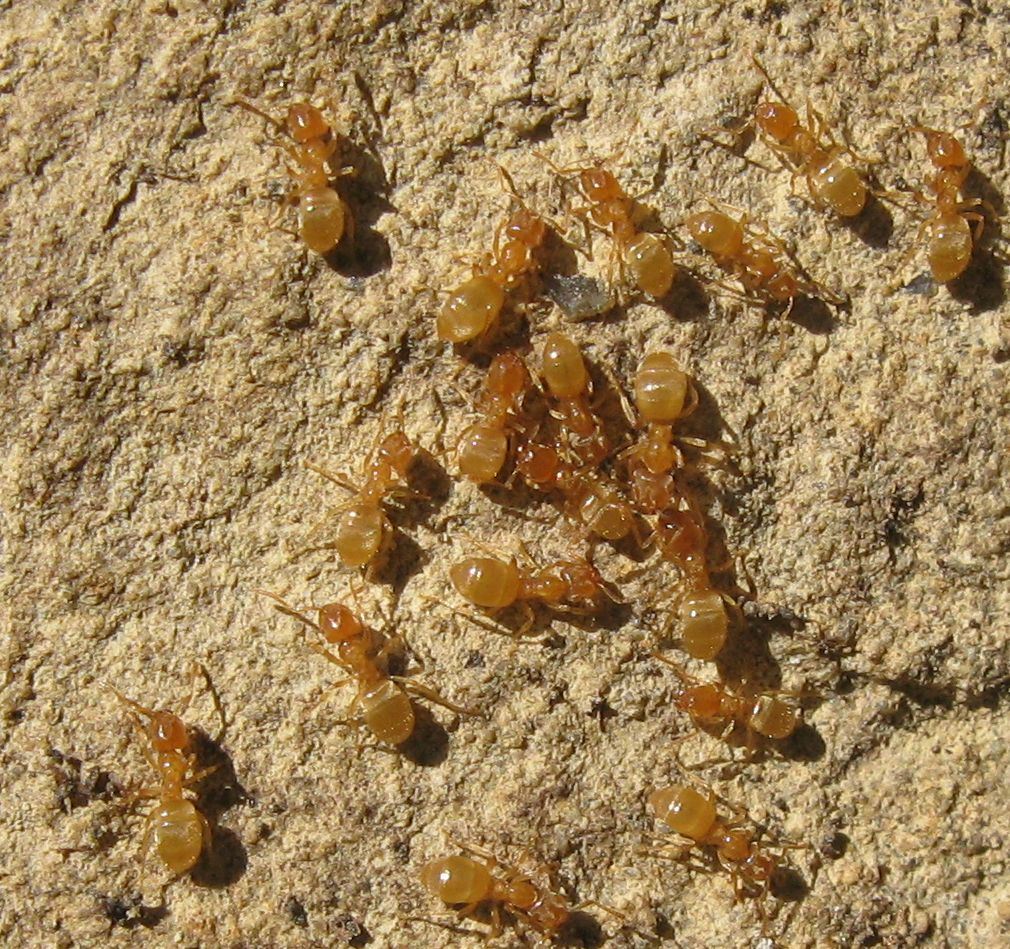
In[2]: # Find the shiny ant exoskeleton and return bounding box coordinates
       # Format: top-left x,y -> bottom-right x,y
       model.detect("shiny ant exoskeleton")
539,332 -> 610,469
232,99 -> 352,254
456,352 -> 533,485
896,126 -> 986,285
448,540 -> 616,636
306,429 -> 418,571
652,653 -> 800,752
712,58 -> 871,219
541,155 -> 677,300
685,205 -> 843,314
647,781 -> 802,913
110,676 -> 216,875
261,591 -> 473,746
437,171 -> 549,344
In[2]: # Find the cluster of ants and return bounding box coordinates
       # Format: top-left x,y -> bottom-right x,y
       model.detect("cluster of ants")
98,58 -> 997,944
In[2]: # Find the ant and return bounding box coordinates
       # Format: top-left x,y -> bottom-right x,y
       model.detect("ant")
416,841 -> 634,941
540,154 -> 677,299
305,428 -> 418,571
894,126 -> 986,285
448,541 -> 617,636
231,99 -> 352,254
652,653 -> 800,754
645,495 -> 735,662
437,169 -> 549,344
621,351 -> 698,516
110,673 -> 217,875
647,781 -> 802,914
714,57 -> 871,218
539,332 -> 610,469
684,205 -> 843,314
261,590 -> 474,746
457,351 -> 533,485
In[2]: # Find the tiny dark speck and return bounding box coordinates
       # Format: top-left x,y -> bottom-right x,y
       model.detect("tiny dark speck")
285,896 -> 308,928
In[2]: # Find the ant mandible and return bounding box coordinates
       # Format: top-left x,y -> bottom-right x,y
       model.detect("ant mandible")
232,99 -> 353,254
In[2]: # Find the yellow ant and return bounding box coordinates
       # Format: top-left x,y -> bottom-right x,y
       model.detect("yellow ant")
231,99 -> 353,253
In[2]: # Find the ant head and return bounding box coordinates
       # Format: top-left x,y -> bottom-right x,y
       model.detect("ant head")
318,603 -> 363,643
921,129 -> 967,169
377,431 -> 415,472
286,103 -> 329,143
755,101 -> 798,142
504,208 -> 547,246
579,167 -> 621,202
486,351 -> 531,398
149,711 -> 189,754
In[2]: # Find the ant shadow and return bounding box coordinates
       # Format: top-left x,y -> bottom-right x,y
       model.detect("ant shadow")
842,192 -> 894,249
322,137 -> 394,278
788,293 -> 839,335
660,267 -> 712,325
558,911 -> 605,948
370,450 -> 452,595
189,730 -> 253,888
398,704 -> 451,768
948,167 -> 1007,313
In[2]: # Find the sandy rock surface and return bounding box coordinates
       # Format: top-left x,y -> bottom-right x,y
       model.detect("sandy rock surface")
2,1 -> 1009,947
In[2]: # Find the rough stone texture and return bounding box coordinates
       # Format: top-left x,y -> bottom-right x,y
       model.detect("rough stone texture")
2,1 -> 1008,947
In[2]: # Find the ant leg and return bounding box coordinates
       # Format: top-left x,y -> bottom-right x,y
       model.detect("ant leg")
228,98 -> 286,134
962,209 -> 987,242
650,651 -> 699,686
305,460 -> 359,494
886,218 -> 932,292
392,677 -> 481,717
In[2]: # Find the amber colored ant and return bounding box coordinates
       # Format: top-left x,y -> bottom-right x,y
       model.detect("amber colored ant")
621,351 -> 698,515
538,332 -> 610,468
896,126 -> 986,284
261,591 -> 473,746
647,782 -> 800,907
437,170 -> 549,344
456,352 -> 533,485
642,485 -> 734,662
306,429 -> 417,571
540,154 -> 677,299
716,57 -> 870,218
417,841 -> 632,941
652,653 -> 800,753
110,677 -> 216,875
449,541 -> 616,636
685,206 -> 843,313
231,99 -> 352,254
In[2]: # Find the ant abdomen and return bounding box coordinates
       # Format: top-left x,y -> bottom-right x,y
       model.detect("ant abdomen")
437,275 -> 507,343
450,557 -> 521,609
649,785 -> 716,841
679,589 -> 729,661
458,423 -> 510,484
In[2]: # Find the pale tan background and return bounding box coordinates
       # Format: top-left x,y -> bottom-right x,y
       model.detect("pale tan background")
2,1 -> 1009,947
